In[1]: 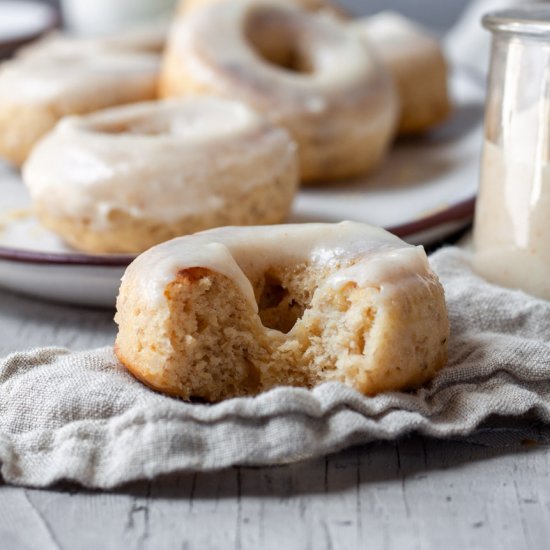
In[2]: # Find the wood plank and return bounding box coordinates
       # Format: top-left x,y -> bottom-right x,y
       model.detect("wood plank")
0,289 -> 116,356
1,436 -> 549,549
0,486 -> 63,550
12,483 -> 152,550
145,470 -> 241,550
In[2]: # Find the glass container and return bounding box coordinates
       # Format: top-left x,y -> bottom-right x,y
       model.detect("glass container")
473,6 -> 550,299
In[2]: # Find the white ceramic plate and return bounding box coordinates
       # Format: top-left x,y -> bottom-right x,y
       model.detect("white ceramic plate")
0,67 -> 484,307
0,1 -> 58,56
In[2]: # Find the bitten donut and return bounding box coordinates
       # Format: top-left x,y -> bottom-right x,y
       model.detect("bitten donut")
0,49 -> 159,167
160,0 -> 398,183
355,12 -> 451,135
23,97 -> 298,254
115,222 -> 449,402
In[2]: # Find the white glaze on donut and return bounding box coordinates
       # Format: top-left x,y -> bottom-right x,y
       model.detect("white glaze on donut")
122,222 -> 431,313
23,97 -> 297,230
19,20 -> 169,59
96,20 -> 168,52
355,12 -> 438,62
161,0 -> 398,183
168,2 -> 386,115
353,11 -> 451,134
0,49 -> 159,106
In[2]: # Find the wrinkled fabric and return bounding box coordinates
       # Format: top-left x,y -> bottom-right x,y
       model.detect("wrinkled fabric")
1,248 -> 550,488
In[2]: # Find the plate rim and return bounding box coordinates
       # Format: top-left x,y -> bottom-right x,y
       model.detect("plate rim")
0,196 -> 475,267
388,195 -> 475,238
0,1 -> 59,53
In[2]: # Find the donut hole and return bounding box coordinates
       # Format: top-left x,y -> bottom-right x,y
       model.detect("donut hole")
244,10 -> 316,74
255,267 -> 312,334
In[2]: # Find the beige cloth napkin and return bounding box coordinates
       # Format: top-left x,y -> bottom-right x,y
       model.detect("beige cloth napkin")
2,248 -> 550,488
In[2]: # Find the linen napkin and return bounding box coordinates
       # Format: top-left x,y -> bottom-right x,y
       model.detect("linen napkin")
2,248 -> 550,488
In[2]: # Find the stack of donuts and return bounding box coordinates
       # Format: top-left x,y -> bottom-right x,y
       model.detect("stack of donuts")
0,0 -> 453,400
0,0 -> 451,254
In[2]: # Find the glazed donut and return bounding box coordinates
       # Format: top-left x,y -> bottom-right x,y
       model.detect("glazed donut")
115,222 -> 449,402
0,49 -> 159,167
355,12 -> 451,135
160,0 -> 398,183
178,0 -> 349,19
19,21 -> 169,60
92,21 -> 168,53
23,98 -> 298,254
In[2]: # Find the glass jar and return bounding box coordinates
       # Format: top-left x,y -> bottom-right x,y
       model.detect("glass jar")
473,6 -> 550,299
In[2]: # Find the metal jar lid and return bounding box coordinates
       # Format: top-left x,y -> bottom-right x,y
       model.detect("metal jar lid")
483,5 -> 550,37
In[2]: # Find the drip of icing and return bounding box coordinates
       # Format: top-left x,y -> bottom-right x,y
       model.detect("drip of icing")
326,247 -> 430,291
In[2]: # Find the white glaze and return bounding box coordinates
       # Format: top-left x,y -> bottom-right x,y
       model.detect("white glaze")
0,48 -> 159,105
121,222 -> 431,313
326,247 -> 429,292
23,97 -> 297,229
473,139 -> 550,299
95,19 -> 168,52
356,11 -> 439,63
168,0 -> 396,119
19,21 -> 168,59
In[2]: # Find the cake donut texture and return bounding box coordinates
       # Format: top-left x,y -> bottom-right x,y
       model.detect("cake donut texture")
0,50 -> 159,167
356,12 -> 451,135
23,98 -> 298,253
160,0 -> 398,183
115,222 -> 449,401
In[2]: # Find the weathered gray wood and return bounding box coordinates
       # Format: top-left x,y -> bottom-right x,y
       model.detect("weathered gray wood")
1,437 -> 548,550
2,281 -> 550,550
0,486 -> 64,550
0,289 -> 116,356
